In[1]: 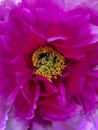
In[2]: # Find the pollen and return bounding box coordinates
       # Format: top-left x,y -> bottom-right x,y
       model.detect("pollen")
32,46 -> 66,82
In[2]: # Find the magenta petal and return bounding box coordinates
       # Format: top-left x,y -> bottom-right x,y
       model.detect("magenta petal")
87,70 -> 98,78
30,8 -> 52,36
0,36 -> 17,60
80,79 -> 97,112
0,22 -> 5,35
5,114 -> 29,130
36,75 -> 58,96
31,122 -> 52,130
85,46 -> 98,67
13,90 -> 32,119
0,97 -> 10,130
92,110 -> 98,130
0,59 -> 17,97
13,78 -> 40,119
58,46 -> 85,59
7,86 -> 20,105
37,103 -> 80,121
65,73 -> 85,97
53,80 -> 68,105
4,10 -> 45,54
0,4 -> 10,22
21,79 -> 40,119
52,114 -> 94,130
0,0 -> 98,128
37,92 -> 81,121
62,61 -> 86,97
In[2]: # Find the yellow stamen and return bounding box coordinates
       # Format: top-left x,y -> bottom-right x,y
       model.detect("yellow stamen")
32,46 -> 66,82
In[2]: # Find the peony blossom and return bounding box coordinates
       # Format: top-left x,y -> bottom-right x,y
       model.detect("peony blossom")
0,0 -> 98,129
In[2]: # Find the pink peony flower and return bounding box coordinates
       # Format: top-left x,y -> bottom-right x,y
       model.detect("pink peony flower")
0,0 -> 98,129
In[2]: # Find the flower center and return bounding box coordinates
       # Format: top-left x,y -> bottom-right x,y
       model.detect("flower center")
32,46 -> 65,82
